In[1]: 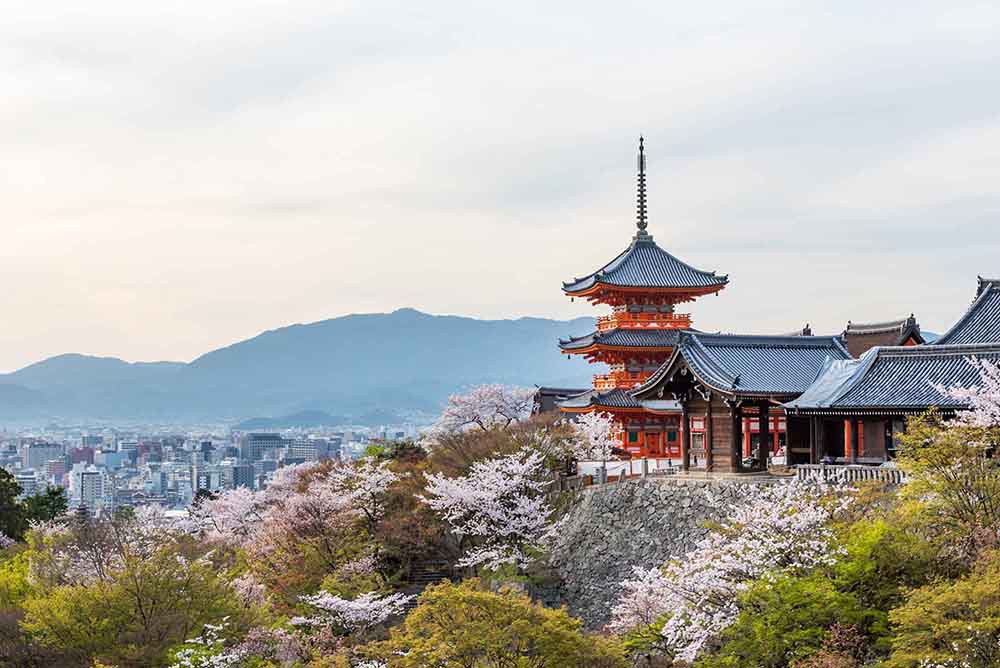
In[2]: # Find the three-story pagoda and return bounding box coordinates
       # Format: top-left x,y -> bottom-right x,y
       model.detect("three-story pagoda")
558,138 -> 728,457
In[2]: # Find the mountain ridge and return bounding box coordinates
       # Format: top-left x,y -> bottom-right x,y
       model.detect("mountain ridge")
0,309 -> 597,424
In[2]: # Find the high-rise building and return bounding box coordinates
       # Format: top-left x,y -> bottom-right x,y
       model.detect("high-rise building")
22,442 -> 65,470
239,433 -> 285,461
15,470 -> 38,498
79,469 -> 105,512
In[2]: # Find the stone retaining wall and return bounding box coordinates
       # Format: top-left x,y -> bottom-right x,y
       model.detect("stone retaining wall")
545,476 -> 781,629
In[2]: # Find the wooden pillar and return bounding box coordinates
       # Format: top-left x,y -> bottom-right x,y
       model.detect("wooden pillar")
850,417 -> 859,464
808,416 -> 816,464
704,398 -> 714,473
757,401 -> 770,472
681,401 -> 691,472
730,401 -> 742,473
817,418 -> 826,461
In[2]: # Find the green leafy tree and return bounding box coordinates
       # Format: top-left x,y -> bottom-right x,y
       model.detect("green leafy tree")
368,579 -> 625,668
699,575 -> 874,668
0,471 -> 25,542
21,487 -> 68,525
831,518 -> 937,615
888,550 -> 1000,668
22,547 -> 243,668
897,410 -> 1000,559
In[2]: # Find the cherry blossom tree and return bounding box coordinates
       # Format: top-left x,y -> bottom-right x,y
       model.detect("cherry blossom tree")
429,384 -> 535,437
27,504 -> 196,586
422,448 -> 555,570
189,486 -> 268,548
937,357 -> 1000,429
608,481 -> 850,662
292,590 -> 413,634
567,411 -> 622,463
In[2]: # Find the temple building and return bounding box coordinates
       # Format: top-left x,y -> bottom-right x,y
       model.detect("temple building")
548,141 -> 1000,473
785,343 -> 1000,462
556,138 -> 728,457
785,276 -> 1000,464
841,315 -> 924,357
631,331 -> 851,471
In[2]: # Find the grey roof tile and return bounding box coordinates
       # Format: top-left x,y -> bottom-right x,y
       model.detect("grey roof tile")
563,237 -> 728,293
934,278 -> 1000,345
559,328 -> 683,351
634,332 -> 851,398
786,343 -> 1000,412
557,388 -> 643,409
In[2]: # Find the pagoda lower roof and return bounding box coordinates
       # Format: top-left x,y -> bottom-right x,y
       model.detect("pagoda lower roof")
562,234 -> 728,295
785,342 -> 1000,414
558,388 -> 643,410
933,277 -> 1000,345
559,328 -> 684,352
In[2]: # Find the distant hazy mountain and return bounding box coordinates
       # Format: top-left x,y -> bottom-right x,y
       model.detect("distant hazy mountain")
235,410 -> 351,431
0,309 -> 596,424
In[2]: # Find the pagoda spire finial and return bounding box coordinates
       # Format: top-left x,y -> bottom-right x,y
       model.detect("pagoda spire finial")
635,136 -> 650,240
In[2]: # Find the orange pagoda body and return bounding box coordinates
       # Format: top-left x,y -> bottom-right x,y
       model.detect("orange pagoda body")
557,138 -> 728,458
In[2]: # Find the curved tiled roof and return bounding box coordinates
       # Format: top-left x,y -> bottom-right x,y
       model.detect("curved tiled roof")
842,314 -> 923,357
557,388 -> 643,410
934,278 -> 1000,345
562,237 -> 728,293
633,332 -> 851,398
559,328 -> 683,352
786,343 -> 1000,412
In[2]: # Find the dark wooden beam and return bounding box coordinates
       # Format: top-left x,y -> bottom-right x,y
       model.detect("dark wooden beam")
729,400 -> 743,473
757,401 -> 770,472
705,397 -> 714,473
681,400 -> 691,472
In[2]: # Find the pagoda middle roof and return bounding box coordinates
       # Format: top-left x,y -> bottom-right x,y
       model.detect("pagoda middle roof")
562,235 -> 728,294
559,327 -> 684,352
933,277 -> 1000,345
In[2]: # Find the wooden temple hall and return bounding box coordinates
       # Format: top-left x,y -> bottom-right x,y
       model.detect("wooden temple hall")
545,138 -> 1000,474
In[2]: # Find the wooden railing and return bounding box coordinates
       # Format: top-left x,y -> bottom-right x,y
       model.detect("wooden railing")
794,464 -> 907,485
593,371 -> 653,390
596,312 -> 692,332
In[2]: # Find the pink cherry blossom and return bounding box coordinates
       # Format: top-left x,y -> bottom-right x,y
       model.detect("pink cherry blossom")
428,384 -> 535,437
936,357 -> 1000,429
608,481 -> 851,662
293,590 -> 413,633
567,411 -> 622,463
422,447 -> 555,570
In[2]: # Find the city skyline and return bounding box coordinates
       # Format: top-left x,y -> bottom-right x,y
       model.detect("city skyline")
4,2 -> 1000,371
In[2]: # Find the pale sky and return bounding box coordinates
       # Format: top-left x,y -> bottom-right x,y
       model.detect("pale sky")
3,1 -> 1000,372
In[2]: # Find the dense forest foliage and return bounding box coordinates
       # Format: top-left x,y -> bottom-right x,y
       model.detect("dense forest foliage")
1,370 -> 1000,668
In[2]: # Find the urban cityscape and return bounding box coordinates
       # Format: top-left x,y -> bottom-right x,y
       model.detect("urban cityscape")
1,422 -> 420,517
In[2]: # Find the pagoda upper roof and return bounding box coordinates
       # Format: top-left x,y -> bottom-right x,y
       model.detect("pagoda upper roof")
562,138 -> 728,296
633,332 -> 851,399
933,277 -> 1000,345
559,327 -> 684,352
562,235 -> 729,295
785,342 -> 1000,414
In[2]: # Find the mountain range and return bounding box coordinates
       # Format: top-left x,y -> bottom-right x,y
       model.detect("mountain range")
0,309 -> 597,425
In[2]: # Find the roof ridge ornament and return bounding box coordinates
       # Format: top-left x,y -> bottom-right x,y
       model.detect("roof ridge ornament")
635,136 -> 651,241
